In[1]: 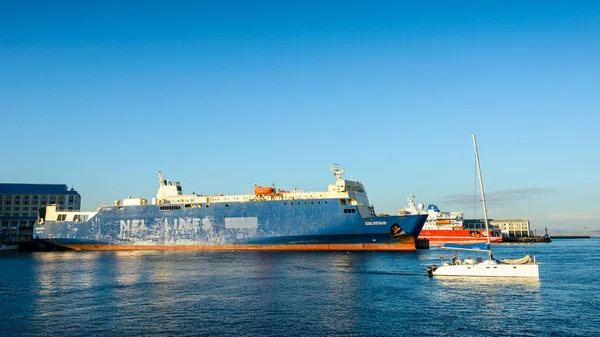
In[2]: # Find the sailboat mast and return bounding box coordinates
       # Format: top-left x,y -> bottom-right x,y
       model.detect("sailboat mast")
471,134 -> 492,257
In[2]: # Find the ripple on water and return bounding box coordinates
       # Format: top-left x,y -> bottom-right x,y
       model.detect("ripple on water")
1,240 -> 599,336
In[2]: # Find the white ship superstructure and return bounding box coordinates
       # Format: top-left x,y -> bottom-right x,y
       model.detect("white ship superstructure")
41,165 -> 378,224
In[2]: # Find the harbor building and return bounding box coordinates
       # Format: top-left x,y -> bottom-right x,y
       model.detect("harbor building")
0,184 -> 81,244
464,218 -> 531,238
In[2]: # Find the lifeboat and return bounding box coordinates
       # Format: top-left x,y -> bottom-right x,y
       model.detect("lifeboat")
436,220 -> 452,225
278,189 -> 289,194
254,186 -> 275,195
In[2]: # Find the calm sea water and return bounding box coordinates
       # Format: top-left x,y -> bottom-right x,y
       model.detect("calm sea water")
1,239 -> 599,337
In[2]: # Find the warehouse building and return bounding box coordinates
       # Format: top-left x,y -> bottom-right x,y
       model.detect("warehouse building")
0,184 -> 81,244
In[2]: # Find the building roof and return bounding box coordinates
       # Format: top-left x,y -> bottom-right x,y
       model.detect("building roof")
0,184 -> 80,196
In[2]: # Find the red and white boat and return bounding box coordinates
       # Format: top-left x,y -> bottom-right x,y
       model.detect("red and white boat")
399,195 -> 502,245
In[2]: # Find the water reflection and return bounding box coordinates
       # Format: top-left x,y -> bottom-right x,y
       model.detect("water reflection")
428,276 -> 542,334
6,240 -> 596,337
436,276 -> 541,289
322,253 -> 360,333
31,252 -> 107,334
33,251 -> 103,293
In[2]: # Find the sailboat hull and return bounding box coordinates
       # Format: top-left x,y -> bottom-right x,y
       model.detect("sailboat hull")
432,263 -> 539,278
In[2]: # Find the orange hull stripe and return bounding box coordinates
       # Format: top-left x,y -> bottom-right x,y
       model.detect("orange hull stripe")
59,241 -> 417,252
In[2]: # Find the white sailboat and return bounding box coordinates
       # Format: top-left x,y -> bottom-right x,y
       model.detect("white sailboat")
426,133 -> 540,278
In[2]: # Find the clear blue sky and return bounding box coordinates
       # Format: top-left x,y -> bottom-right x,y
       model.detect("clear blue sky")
1,1 -> 598,232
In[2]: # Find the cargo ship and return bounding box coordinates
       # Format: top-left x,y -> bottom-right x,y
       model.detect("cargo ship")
398,195 -> 502,245
34,165 -> 428,251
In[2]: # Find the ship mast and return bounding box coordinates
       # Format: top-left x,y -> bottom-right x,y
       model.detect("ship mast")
330,164 -> 345,181
158,171 -> 165,185
472,133 -> 492,259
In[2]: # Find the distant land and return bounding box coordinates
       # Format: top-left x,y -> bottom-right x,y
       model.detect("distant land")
546,229 -> 599,237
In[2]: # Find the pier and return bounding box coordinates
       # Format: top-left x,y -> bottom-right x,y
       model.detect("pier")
501,236 -> 552,243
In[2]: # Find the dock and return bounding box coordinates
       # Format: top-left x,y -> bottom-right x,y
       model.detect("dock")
502,236 -> 552,243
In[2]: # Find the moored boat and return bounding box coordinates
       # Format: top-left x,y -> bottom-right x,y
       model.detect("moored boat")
0,243 -> 18,251
34,165 -> 428,251
399,195 -> 503,244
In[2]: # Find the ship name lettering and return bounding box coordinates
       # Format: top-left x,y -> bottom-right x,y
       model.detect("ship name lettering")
365,221 -> 387,226
120,220 -> 147,233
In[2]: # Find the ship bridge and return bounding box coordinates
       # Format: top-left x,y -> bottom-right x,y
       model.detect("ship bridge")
327,164 -> 370,207
155,171 -> 182,200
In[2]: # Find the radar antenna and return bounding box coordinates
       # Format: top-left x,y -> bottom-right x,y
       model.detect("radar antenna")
330,163 -> 345,180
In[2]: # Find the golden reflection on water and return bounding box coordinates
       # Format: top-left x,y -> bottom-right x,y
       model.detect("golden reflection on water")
110,251 -> 176,285
114,252 -> 144,286
33,250 -> 102,262
34,252 -> 103,293
32,251 -> 104,329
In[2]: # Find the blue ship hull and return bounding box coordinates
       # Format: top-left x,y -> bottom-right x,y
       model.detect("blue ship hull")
34,198 -> 428,251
